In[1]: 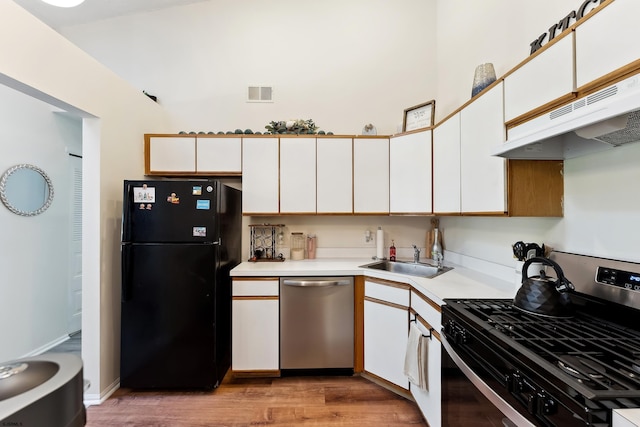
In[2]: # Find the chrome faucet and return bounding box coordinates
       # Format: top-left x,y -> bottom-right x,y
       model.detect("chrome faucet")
412,245 -> 420,263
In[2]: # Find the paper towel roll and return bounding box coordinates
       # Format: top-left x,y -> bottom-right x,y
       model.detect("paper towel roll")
376,227 -> 384,259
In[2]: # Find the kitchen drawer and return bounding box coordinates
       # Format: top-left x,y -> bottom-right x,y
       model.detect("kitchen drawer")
411,290 -> 441,331
364,279 -> 410,307
232,279 -> 279,296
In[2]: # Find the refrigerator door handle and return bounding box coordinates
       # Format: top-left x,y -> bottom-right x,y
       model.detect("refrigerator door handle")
122,244 -> 133,302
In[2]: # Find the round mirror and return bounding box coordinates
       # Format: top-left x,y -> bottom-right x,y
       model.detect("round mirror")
0,164 -> 54,216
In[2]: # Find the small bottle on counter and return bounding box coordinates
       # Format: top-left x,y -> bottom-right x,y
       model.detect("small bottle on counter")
432,228 -> 442,262
389,240 -> 396,261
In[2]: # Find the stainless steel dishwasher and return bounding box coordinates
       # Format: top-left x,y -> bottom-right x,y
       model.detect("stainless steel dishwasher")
280,277 -> 354,375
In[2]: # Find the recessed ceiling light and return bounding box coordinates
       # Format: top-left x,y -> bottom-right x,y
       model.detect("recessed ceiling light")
41,0 -> 85,7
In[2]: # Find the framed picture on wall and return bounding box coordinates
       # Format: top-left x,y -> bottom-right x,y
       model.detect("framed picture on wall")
402,100 -> 435,132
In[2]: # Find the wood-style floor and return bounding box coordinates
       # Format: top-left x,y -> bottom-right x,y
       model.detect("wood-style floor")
86,374 -> 427,426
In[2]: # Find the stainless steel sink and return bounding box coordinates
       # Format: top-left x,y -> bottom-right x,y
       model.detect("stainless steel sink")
359,260 -> 452,278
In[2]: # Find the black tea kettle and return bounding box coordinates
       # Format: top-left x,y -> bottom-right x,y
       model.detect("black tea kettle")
513,257 -> 575,318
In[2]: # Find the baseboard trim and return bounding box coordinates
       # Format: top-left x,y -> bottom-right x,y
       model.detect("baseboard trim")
84,378 -> 119,407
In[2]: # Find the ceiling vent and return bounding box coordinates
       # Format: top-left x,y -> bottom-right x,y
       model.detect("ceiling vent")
247,86 -> 273,103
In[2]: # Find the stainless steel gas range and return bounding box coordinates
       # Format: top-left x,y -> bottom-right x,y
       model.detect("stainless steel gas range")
441,251 -> 640,427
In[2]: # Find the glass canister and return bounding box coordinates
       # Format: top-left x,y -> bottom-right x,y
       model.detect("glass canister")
291,232 -> 305,260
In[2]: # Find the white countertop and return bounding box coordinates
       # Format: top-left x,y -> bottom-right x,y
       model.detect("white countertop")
231,258 -> 515,305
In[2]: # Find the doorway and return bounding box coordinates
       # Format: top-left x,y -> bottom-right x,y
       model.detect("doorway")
68,153 -> 83,335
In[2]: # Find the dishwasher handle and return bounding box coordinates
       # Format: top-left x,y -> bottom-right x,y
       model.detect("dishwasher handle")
282,278 -> 352,287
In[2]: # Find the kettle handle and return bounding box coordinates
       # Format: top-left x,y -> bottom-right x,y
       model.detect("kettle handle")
522,257 -> 575,292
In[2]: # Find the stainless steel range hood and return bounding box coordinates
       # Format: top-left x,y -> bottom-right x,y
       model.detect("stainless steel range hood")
492,73 -> 640,159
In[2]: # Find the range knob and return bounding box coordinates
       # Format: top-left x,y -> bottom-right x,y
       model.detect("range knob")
443,320 -> 456,336
454,328 -> 468,345
537,391 -> 557,415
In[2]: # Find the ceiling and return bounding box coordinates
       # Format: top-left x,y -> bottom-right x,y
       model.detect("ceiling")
13,0 -> 209,29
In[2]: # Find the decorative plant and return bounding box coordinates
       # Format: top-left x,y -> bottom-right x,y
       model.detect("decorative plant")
265,119 -> 319,134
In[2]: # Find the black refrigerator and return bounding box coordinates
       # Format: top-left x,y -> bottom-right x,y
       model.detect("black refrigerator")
120,179 -> 241,389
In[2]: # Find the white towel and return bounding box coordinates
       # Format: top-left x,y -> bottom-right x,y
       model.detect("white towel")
404,322 -> 429,390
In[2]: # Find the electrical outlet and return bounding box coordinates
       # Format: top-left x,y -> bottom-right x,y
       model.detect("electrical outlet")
364,229 -> 375,245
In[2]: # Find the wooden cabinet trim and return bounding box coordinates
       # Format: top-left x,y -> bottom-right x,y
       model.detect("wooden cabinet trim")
505,93 -> 577,131
144,135 -> 151,175
364,296 -> 408,311
365,277 -> 411,290
576,60 -> 640,95
354,276 -> 364,373
389,212 -> 436,217
360,372 -> 412,399
411,289 -> 442,313
231,370 -> 281,378
232,296 -> 279,301
409,309 -> 441,342
390,126 -> 435,138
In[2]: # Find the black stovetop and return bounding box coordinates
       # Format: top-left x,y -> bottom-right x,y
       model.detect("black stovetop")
444,298 -> 640,399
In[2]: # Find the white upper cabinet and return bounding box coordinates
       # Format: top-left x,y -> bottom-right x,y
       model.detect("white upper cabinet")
317,137 -> 353,214
433,113 -> 461,214
196,136 -> 242,174
390,130 -> 432,214
460,82 -> 507,214
576,0 -> 640,88
280,137 -> 316,214
353,137 -> 389,214
504,34 -> 575,122
242,137 -> 279,214
148,136 -> 196,173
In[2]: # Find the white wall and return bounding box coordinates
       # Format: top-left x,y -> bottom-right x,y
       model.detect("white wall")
60,0 -> 438,136
0,1 -> 174,401
0,85 -> 81,362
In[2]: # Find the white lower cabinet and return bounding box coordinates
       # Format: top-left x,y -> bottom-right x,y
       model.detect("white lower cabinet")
410,290 -> 443,427
231,279 -> 279,372
363,279 -> 409,389
410,336 -> 442,427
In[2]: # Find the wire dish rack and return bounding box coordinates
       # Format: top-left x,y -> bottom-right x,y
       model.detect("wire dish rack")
248,224 -> 285,262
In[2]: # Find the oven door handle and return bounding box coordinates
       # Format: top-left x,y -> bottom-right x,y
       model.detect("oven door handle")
441,336 -> 536,427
